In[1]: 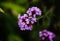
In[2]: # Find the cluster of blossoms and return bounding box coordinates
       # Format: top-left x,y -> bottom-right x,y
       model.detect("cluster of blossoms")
39,30 -> 55,41
27,7 -> 41,17
18,7 -> 56,41
18,7 -> 41,30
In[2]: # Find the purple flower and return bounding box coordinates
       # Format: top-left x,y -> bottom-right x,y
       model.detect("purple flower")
39,30 -> 55,41
18,14 -> 35,30
27,7 -> 42,17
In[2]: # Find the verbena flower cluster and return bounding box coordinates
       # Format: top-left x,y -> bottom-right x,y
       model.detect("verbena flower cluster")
18,7 -> 56,41
18,7 -> 41,30
39,30 -> 55,41
27,7 -> 41,17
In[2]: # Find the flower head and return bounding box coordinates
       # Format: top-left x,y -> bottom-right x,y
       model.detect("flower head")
39,30 -> 55,41
27,7 -> 42,17
18,14 -> 36,30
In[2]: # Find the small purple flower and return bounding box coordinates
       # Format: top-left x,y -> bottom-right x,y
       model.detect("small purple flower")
18,14 -> 35,30
27,7 -> 42,17
39,30 -> 55,41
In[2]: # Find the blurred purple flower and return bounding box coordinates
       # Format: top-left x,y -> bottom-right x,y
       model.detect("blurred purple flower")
39,30 -> 55,41
18,14 -> 36,30
27,7 -> 42,17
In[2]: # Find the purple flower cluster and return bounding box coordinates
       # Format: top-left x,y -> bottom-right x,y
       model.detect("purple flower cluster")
39,30 -> 55,41
27,7 -> 41,17
18,14 -> 32,30
18,7 -> 42,30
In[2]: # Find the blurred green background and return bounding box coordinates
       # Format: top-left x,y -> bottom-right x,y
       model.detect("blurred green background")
0,0 -> 60,41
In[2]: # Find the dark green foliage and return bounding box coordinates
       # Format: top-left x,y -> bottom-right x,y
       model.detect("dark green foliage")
0,0 -> 59,41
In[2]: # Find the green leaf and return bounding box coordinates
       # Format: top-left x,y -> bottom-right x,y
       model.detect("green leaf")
0,8 -> 5,13
1,2 -> 26,17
